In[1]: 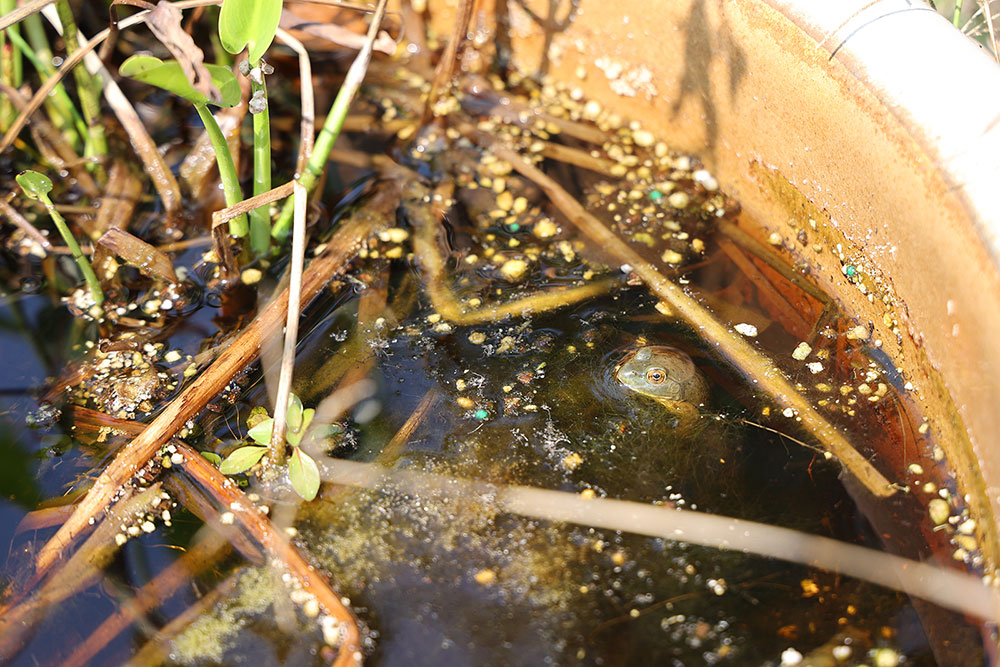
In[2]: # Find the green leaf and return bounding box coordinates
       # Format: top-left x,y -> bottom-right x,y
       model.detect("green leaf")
218,0 -> 282,64
288,449 -> 320,501
286,393 -> 304,432
119,55 -> 240,107
247,405 -> 271,429
219,445 -> 267,474
16,170 -> 53,199
201,451 -> 223,466
301,408 -> 315,431
248,418 -> 275,446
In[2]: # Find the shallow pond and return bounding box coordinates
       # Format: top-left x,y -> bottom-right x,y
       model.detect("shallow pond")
0,25 -> 991,667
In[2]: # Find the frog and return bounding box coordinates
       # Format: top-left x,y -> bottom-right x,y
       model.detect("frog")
614,345 -> 708,425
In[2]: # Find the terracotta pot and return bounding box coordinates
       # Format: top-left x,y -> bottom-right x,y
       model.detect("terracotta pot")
422,0 -> 1000,572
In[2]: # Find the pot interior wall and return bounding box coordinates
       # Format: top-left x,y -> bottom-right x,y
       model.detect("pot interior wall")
423,0 -> 1000,571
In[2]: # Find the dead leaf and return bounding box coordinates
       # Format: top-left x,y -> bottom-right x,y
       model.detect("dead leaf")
97,228 -> 179,284
145,0 -> 222,104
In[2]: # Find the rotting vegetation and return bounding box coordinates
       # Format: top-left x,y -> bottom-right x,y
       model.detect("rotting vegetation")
0,1 -> 997,665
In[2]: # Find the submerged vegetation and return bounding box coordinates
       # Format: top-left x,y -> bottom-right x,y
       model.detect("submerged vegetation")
0,1 -> 997,665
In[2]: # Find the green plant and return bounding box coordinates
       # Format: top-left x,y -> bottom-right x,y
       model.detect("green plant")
219,393 -> 321,501
16,170 -> 103,306
118,54 -> 248,237
218,0 -> 282,255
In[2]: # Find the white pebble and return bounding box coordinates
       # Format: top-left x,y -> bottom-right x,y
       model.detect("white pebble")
734,323 -> 758,337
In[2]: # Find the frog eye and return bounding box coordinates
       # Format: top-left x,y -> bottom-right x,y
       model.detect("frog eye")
646,368 -> 667,384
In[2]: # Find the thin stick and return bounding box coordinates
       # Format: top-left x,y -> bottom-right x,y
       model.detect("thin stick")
0,0 -> 51,32
404,180 -> 620,325
177,443 -> 363,667
0,199 -> 52,251
478,135 -> 895,497
268,179 -> 309,464
33,188 -> 396,575
980,0 -> 1000,61
272,0 -> 391,239
321,459 -> 1000,623
275,27 -> 315,175
421,0 -> 475,124
61,529 -> 231,667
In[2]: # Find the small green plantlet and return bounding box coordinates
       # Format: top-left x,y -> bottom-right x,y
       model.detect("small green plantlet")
219,0 -> 282,255
16,170 -> 103,307
218,393 -> 321,500
119,54 -> 249,238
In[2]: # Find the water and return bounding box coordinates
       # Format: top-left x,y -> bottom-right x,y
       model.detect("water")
0,61 -> 989,666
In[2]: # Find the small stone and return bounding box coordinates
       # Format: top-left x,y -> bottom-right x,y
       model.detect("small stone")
474,569 -> 497,585
661,249 -> 684,264
872,648 -> 899,667
496,190 -> 514,211
474,409 -> 489,420
468,332 -> 486,345
164,350 -> 182,363
928,498 -> 950,525
499,258 -> 529,281
832,645 -> 851,661
806,362 -> 823,374
734,323 -> 758,337
845,325 -> 869,341
241,268 -> 262,285
908,463 -> 924,475
632,129 -> 655,147
767,232 -> 782,245
533,219 -> 558,238
958,518 -> 977,535
562,452 -> 584,471
692,169 -> 718,191
667,191 -> 690,209
780,648 -> 803,666
791,342 -> 812,360
456,397 -> 475,409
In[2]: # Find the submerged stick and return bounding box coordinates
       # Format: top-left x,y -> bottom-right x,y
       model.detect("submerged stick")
33,186 -> 397,575
479,137 -> 896,498
404,180 -> 619,325
177,443 -> 363,667
421,0 -> 475,125
320,459 -> 1000,623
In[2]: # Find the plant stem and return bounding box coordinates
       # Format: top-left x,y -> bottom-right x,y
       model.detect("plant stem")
194,103 -> 247,237
271,0 -> 390,240
6,28 -> 87,141
36,192 -> 103,305
249,70 -> 271,254
54,0 -> 107,169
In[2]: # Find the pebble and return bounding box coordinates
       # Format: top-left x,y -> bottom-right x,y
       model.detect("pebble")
734,323 -> 758,337
632,129 -> 655,147
499,258 -> 528,281
928,498 -> 950,525
791,342 -> 812,360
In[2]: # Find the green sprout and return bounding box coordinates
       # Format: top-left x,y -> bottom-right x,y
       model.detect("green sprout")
16,170 -> 103,306
219,393 -> 321,501
218,0 -> 282,255
119,54 -> 248,238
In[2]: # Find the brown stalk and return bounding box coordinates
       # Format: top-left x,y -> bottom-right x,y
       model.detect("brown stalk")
93,161 -> 144,235
476,134 -> 896,498
0,199 -> 52,252
0,0 -> 51,32
176,442 -> 363,667
0,484 -> 165,661
421,0 -> 476,125
33,184 -> 398,576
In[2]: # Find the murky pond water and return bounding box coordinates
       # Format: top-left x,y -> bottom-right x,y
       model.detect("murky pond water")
0,38 -> 991,667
